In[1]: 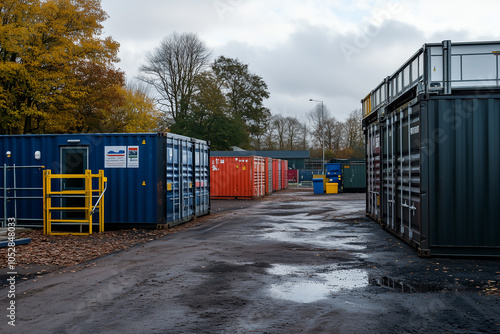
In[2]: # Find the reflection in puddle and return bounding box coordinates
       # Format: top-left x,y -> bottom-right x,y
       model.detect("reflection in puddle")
260,211 -> 369,251
267,264 -> 368,303
369,276 -> 417,293
369,276 -> 446,293
264,229 -> 367,251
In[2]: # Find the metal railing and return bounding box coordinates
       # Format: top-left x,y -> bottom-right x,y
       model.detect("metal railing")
362,40 -> 500,118
1,164 -> 45,228
43,170 -> 107,235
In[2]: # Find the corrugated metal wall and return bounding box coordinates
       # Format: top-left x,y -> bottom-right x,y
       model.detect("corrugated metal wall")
342,162 -> 366,191
421,96 -> 500,255
97,134 -> 161,225
193,141 -> 210,217
272,159 -> 281,191
265,158 -> 273,195
365,95 -> 500,256
165,135 -> 210,226
210,156 -> 265,199
366,123 -> 381,219
281,160 -> 288,190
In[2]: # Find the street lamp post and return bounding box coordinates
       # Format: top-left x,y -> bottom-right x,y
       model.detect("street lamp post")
309,99 -> 324,174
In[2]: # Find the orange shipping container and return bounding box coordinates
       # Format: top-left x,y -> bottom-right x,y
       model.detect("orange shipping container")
210,156 -> 265,199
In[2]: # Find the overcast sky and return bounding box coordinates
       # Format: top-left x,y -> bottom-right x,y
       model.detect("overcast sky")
100,0 -> 500,122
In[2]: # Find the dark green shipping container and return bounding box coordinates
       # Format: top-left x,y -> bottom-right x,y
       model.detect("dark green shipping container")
363,40 -> 500,257
341,162 -> 366,192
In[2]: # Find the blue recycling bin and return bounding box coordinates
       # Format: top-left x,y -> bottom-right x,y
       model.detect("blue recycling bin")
313,178 -> 324,194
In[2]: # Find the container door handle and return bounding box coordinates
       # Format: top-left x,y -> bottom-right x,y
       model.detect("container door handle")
409,203 -> 417,216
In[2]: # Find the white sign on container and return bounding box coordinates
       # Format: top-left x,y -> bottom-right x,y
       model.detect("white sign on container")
127,146 -> 139,168
105,146 -> 127,168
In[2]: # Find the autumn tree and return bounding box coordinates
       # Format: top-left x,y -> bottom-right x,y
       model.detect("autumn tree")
0,0 -> 122,134
67,61 -> 125,133
138,32 -> 212,127
103,85 -> 160,133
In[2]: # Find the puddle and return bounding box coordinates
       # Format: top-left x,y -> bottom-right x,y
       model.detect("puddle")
272,221 -> 333,232
259,211 -> 369,251
267,264 -> 368,303
263,228 -> 368,251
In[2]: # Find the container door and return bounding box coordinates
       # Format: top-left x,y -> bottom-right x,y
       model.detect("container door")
366,123 -> 381,219
60,146 -> 89,219
382,116 -> 396,230
166,137 -> 181,225
254,158 -> 260,197
166,137 -> 197,225
194,142 -> 209,216
261,158 -> 266,195
268,159 -> 273,194
407,107 -> 421,241
395,107 -> 421,241
182,141 -> 194,220
278,162 -> 282,189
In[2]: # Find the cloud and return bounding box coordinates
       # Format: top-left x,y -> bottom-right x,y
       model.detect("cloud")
101,0 -> 500,121
214,19 -> 430,120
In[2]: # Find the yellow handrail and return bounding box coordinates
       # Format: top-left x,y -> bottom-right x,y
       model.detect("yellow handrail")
43,170 -> 106,235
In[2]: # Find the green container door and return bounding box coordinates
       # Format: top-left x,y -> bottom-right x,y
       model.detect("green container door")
342,162 -> 366,191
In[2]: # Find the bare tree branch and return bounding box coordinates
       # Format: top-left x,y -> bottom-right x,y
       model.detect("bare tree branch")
138,32 -> 212,123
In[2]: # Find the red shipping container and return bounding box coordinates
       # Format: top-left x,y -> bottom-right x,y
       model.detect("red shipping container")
210,156 -> 265,199
288,169 -> 298,183
272,159 -> 281,191
281,160 -> 288,190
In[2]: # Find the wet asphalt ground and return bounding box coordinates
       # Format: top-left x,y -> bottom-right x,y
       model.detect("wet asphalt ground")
1,189 -> 499,333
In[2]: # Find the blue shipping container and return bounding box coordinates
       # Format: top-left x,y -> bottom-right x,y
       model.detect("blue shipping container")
0,133 -> 210,228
